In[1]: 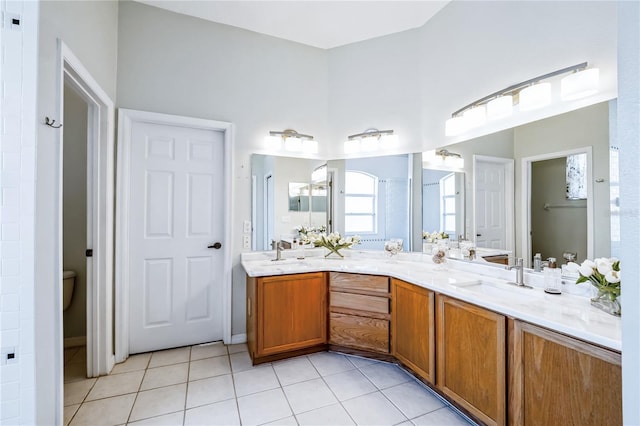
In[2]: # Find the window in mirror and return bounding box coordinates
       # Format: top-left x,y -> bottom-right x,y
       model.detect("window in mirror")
345,171 -> 377,233
566,153 -> 587,200
440,173 -> 457,237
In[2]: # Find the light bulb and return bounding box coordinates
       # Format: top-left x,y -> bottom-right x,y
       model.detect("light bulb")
462,106 -> 486,128
561,68 -> 599,100
445,116 -> 468,136
519,83 -> 551,111
487,96 -> 513,119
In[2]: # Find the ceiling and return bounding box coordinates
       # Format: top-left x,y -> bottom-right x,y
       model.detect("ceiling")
134,1 -> 450,49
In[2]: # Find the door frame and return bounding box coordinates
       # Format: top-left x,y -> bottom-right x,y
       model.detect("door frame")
521,147 -> 593,268
115,109 -> 233,362
57,41 -> 116,378
472,155 -> 515,253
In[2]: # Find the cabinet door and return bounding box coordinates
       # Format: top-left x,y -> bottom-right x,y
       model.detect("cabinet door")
436,295 -> 506,426
392,279 -> 435,384
257,273 -> 327,356
510,321 -> 622,426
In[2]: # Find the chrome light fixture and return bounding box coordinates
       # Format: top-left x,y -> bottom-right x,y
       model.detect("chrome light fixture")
265,129 -> 318,154
423,149 -> 464,170
344,128 -> 398,154
445,62 -> 599,137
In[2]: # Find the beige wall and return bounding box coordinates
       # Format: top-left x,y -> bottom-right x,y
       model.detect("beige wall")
62,85 -> 88,339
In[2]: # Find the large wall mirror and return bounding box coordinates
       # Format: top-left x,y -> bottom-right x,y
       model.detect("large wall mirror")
437,100 -> 616,267
250,100 -> 617,265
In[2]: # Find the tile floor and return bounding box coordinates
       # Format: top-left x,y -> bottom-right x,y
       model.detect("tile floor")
64,343 -> 474,426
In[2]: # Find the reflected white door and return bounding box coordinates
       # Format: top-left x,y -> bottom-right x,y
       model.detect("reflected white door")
128,121 -> 224,354
475,159 -> 507,249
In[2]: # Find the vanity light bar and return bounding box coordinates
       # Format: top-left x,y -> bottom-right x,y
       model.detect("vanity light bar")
344,128 -> 398,154
265,129 -> 318,154
347,129 -> 395,140
446,62 -> 599,136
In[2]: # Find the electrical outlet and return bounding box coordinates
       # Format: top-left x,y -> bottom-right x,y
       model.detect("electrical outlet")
242,235 -> 251,249
282,215 -> 291,223
243,220 -> 252,233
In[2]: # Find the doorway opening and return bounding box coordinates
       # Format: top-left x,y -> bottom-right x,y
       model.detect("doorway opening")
62,83 -> 90,383
56,40 -> 116,384
522,147 -> 594,268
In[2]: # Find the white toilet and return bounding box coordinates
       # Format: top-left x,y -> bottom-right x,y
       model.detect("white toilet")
63,270 -> 76,311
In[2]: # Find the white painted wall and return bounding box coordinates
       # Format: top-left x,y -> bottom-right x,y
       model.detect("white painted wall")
617,2 -> 640,424
327,29 -> 422,158
36,1 -> 118,423
0,1 -> 38,423
62,85 -> 88,339
418,1 -> 617,148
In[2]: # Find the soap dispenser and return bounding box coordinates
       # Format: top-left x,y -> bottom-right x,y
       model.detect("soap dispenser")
533,253 -> 543,272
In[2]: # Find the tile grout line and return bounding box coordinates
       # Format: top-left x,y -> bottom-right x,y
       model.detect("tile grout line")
181,345 -> 193,425
226,346 -> 245,426
124,348 -> 158,424
264,360 -> 298,425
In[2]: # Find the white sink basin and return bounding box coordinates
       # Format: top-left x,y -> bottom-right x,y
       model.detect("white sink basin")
453,279 -> 537,299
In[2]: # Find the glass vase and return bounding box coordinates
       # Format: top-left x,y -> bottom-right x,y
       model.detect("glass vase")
324,248 -> 344,259
590,288 -> 621,316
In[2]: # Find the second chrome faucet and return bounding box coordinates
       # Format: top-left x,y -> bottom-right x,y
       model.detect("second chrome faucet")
506,258 -> 533,289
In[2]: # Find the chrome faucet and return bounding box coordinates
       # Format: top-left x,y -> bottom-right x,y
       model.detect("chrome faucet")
506,258 -> 533,289
272,240 -> 284,261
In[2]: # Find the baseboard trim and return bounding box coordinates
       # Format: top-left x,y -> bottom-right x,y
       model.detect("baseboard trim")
64,336 -> 86,348
231,333 -> 247,344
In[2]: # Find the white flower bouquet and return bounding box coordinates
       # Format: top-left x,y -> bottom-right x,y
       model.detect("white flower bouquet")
567,257 -> 621,315
422,231 -> 449,242
294,225 -> 327,236
303,232 -> 361,258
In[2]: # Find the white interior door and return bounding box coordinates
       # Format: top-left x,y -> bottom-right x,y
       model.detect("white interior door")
128,121 -> 224,354
475,159 -> 507,249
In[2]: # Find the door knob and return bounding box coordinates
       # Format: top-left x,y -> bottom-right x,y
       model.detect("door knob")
476,234 -> 482,237
208,242 -> 222,249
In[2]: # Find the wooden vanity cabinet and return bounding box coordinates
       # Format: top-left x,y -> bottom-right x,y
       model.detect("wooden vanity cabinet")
509,320 -> 622,426
247,272 -> 327,363
329,272 -> 391,354
391,278 -> 435,384
436,295 -> 506,426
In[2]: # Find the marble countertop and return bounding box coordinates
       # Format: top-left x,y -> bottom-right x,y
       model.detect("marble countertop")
241,249 -> 622,352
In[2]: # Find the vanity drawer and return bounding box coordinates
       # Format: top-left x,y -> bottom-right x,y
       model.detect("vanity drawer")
329,312 -> 390,353
330,272 -> 389,294
330,291 -> 389,314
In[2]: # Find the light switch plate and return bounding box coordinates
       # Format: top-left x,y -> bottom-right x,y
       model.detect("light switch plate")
243,220 -> 252,233
1,346 -> 16,365
242,235 -> 251,249
282,215 -> 291,223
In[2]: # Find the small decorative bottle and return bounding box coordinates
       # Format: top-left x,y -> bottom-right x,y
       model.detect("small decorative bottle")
296,240 -> 305,260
